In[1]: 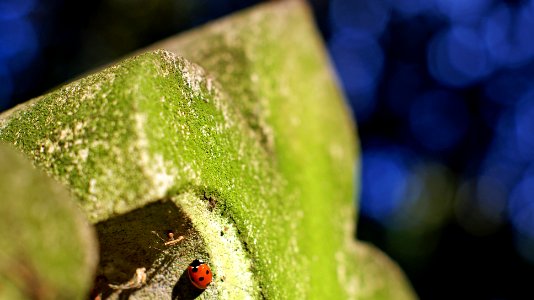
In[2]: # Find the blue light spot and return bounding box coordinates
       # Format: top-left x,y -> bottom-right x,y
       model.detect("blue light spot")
330,0 -> 390,36
483,3 -> 534,68
479,158 -> 523,194
329,30 -> 384,120
360,148 -> 411,223
0,0 -> 35,20
514,91 -> 534,160
428,25 -> 493,87
509,173 -> 534,238
483,71 -> 531,106
433,0 -> 491,23
490,108 -> 531,164
483,4 -> 513,66
515,3 -> 534,63
409,90 -> 469,152
490,90 -> 534,163
0,18 -> 38,72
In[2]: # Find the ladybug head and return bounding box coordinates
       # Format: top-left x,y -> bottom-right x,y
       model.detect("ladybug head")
190,259 -> 204,267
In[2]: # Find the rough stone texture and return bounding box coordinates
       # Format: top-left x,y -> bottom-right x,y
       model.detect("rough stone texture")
0,143 -> 97,300
0,1 -> 416,299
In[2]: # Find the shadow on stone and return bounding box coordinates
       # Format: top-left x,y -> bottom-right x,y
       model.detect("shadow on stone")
171,269 -> 204,299
92,199 -> 196,299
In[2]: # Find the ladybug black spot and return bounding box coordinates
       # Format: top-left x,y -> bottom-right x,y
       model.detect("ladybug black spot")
199,277 -> 205,281
191,268 -> 198,273
206,270 -> 210,275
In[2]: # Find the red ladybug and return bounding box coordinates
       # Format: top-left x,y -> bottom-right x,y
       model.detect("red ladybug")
187,259 -> 213,289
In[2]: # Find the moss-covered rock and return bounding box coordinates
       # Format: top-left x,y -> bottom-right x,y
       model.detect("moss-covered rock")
0,1 -> 416,299
0,143 -> 97,300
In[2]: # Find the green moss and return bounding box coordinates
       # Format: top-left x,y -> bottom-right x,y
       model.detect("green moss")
0,1 -> 416,299
150,2 -> 360,297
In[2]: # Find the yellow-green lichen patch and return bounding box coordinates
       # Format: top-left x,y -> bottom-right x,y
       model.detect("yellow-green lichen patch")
0,55 -> 161,222
173,192 -> 257,299
137,50 -> 304,298
148,1 -> 359,298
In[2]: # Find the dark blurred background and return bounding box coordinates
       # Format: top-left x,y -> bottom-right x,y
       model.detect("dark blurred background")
2,0 -> 534,298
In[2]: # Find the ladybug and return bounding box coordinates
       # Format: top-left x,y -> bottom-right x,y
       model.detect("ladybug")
187,259 -> 213,289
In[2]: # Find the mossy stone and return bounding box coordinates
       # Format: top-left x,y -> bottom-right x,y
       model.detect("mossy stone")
0,1 -> 416,299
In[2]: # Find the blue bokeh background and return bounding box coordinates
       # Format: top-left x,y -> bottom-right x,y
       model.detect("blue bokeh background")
2,0 -> 534,298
